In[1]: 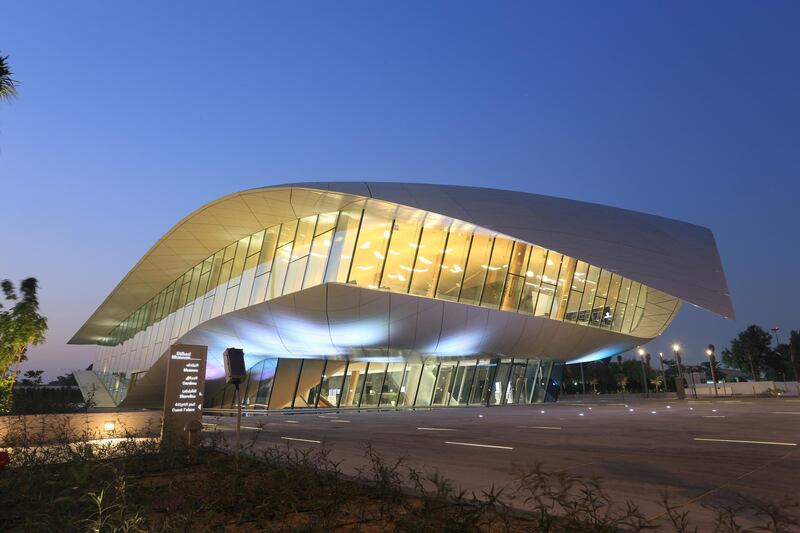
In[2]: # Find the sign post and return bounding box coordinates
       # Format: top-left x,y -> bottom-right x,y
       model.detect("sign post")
161,344 -> 207,450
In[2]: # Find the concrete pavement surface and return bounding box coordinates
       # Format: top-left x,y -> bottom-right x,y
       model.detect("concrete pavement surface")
205,398 -> 800,528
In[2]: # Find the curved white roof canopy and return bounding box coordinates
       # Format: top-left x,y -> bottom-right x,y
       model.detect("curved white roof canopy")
70,182 -> 733,344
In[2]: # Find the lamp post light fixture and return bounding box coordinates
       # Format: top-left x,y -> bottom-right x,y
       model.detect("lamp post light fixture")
673,343 -> 685,399
658,352 -> 667,392
771,326 -> 781,346
706,344 -> 719,397
637,348 -> 649,397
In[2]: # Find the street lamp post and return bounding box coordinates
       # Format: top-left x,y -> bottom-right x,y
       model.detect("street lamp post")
706,344 -> 719,397
673,344 -> 685,399
771,326 -> 781,346
637,348 -> 649,397
658,352 -> 667,392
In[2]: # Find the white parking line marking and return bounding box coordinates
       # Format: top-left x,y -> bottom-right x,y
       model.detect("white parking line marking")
329,419 -> 351,423
241,425 -> 263,430
702,416 -> 726,418
445,441 -> 513,450
281,437 -> 322,444
285,420 -> 299,423
693,438 -> 796,447
771,412 -> 800,415
417,427 -> 456,431
517,426 -> 562,430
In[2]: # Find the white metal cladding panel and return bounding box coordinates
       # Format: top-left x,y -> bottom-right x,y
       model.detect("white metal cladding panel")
168,283 -> 647,376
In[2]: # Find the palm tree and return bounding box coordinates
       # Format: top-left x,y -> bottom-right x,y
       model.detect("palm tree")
0,54 -> 18,101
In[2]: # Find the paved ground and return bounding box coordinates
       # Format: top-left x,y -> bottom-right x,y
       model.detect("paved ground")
205,398 -> 800,527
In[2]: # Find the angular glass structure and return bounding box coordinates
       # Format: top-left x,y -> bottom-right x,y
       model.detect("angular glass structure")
70,183 -> 733,408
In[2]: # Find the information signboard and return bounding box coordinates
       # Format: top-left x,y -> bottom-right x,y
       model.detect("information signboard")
161,344 -> 207,449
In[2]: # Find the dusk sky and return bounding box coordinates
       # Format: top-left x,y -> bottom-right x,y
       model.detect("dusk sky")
1,1 -> 798,379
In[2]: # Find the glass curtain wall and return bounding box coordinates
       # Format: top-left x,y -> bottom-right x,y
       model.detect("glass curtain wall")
212,356 -> 561,410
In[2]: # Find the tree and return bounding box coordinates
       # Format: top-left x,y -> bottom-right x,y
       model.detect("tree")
721,325 -> 774,381
0,279 -> 48,404
0,54 -> 18,101
790,330 -> 800,382
650,374 -> 664,392
49,373 -> 78,387
19,369 -> 44,386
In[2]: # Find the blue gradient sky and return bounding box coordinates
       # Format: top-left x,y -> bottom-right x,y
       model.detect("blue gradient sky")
2,2 -> 798,378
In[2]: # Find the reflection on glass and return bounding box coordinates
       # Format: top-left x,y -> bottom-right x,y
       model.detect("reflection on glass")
409,216 -> 449,297
381,210 -> 422,293
459,234 -> 492,305
436,223 -> 472,301
432,361 -> 456,406
489,359 -> 512,405
294,359 -> 325,408
349,211 -> 392,288
451,360 -> 477,405
340,362 -> 367,407
325,207 -> 362,283
380,363 -> 406,407
269,359 -> 302,409
480,237 -> 513,308
318,360 -> 348,407
304,230 -> 333,289
470,359 -> 493,404
360,362 -> 387,407
413,362 -> 438,406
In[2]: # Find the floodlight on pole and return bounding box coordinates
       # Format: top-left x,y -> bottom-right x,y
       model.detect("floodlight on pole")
706,344 -> 719,397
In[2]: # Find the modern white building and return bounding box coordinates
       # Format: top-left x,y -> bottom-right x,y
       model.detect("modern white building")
70,183 -> 733,410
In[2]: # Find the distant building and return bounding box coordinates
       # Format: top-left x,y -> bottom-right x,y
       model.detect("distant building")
69,183 -> 733,410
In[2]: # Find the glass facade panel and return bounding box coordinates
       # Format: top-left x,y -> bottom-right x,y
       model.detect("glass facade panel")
348,211 -> 392,288
432,361 -> 457,406
398,363 -> 423,406
278,219 -> 298,247
552,256 -> 576,320
408,216 -> 449,297
489,359 -> 512,405
500,274 -> 524,311
256,226 -> 279,277
315,212 -> 339,235
379,362 -> 406,407
294,359 -> 325,408
269,359 -> 302,409
450,360 -> 477,406
436,223 -> 472,301
340,362 -> 367,407
255,359 -> 278,408
459,234 -> 492,305
318,360 -> 348,408
284,256 -> 308,294
380,212 -> 422,293
303,230 -> 333,289
414,362 -> 438,407
480,237 -> 513,308
268,243 -> 292,299
292,215 -> 317,260
325,207 -> 363,283
360,362 -> 386,407
506,361 -> 528,404
469,359 -> 493,404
